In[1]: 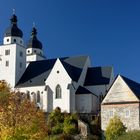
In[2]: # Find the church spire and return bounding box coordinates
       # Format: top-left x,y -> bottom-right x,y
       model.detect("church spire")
4,11 -> 23,38
27,26 -> 42,49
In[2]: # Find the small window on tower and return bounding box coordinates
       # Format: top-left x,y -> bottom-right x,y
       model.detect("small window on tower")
20,62 -> 22,68
20,51 -> 23,57
34,50 -> 36,53
5,50 -> 10,55
13,39 -> 16,43
5,61 -> 9,67
7,39 -> 9,42
28,50 -> 30,53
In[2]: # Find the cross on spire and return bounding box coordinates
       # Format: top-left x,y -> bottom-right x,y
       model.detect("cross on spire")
13,9 -> 15,14
33,22 -> 35,28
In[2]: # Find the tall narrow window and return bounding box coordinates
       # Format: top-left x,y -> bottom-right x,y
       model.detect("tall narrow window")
26,91 -> 30,100
109,110 -> 113,117
20,51 -> 23,57
37,91 -> 40,103
19,62 -> 22,68
55,84 -> 62,99
5,61 -> 9,67
125,110 -> 130,118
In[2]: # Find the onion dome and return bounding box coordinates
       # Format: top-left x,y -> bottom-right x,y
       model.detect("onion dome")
27,27 -> 42,49
4,14 -> 23,37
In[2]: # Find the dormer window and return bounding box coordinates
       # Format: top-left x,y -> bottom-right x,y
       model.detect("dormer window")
55,84 -> 62,99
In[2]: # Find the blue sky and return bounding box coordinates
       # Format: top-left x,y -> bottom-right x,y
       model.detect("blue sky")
0,0 -> 140,82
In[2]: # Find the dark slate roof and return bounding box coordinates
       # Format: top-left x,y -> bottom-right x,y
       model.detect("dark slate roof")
16,59 -> 57,87
76,86 -> 97,97
60,60 -> 82,82
60,56 -> 88,69
84,66 -> 113,86
76,86 -> 92,94
27,27 -> 42,49
5,14 -> 23,38
16,56 -> 88,87
121,75 -> 140,100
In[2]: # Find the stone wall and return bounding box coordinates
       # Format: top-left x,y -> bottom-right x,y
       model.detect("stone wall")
101,103 -> 140,131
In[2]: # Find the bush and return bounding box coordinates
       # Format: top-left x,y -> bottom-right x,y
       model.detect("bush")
63,124 -> 77,135
51,124 -> 63,135
105,115 -> 126,140
117,130 -> 140,140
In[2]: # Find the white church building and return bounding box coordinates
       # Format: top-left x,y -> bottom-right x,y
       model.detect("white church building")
0,14 -> 114,114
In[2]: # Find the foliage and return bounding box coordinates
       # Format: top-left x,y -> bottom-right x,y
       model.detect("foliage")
63,113 -> 78,135
45,134 -> 73,140
48,108 -> 78,135
63,124 -> 77,135
0,81 -> 48,140
48,107 -> 64,128
117,130 -> 140,140
105,115 -> 126,140
90,116 -> 101,136
51,124 -> 63,135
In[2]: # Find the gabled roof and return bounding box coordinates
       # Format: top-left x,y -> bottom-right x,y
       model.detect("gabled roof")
60,60 -> 82,82
16,59 -> 57,87
16,55 -> 88,87
84,66 -> 113,86
102,75 -> 140,104
121,75 -> 140,100
60,55 -> 88,69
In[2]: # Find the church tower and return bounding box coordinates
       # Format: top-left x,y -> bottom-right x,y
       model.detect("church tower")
26,26 -> 45,66
0,13 -> 26,88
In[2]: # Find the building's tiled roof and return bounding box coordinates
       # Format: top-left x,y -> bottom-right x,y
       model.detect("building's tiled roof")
16,56 -> 88,87
16,59 -> 57,87
84,66 -> 113,86
121,75 -> 140,100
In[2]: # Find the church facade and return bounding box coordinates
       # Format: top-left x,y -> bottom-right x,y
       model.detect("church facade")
0,14 -> 114,114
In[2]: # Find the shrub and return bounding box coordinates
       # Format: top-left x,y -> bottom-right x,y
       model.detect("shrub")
63,124 -> 77,135
105,115 -> 126,140
51,124 -> 63,135
117,130 -> 140,140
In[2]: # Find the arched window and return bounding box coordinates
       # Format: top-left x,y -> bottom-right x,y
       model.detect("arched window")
55,84 -> 62,99
37,91 -> 40,103
26,91 -> 30,100
31,92 -> 36,102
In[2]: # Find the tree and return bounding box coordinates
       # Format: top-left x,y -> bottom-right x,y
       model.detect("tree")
105,115 -> 126,140
0,81 -> 49,140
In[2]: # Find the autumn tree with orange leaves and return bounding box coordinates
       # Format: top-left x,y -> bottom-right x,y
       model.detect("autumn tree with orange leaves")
0,81 -> 49,140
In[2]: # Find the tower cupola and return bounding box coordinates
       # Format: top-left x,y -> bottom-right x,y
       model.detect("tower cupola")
26,26 -> 45,66
4,14 -> 23,38
27,27 -> 42,49
3,12 -> 24,45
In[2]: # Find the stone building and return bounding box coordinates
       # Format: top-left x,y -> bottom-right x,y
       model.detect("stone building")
101,75 -> 140,131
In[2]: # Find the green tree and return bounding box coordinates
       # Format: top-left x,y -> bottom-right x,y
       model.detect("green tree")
105,115 -> 126,140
